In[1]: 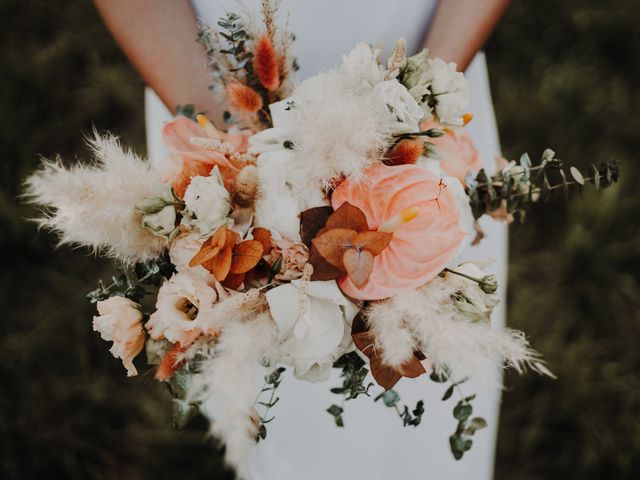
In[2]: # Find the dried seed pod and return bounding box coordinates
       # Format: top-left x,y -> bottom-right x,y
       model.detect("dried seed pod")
232,165 -> 259,207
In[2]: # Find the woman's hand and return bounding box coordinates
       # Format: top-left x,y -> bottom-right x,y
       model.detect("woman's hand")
94,0 -> 225,125
423,0 -> 511,71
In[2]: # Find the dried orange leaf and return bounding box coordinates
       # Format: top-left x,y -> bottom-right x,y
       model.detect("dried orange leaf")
224,229 -> 240,249
210,246 -> 233,281
370,356 -> 403,390
300,206 -> 334,248
189,226 -> 227,267
398,355 -> 427,378
230,240 -> 263,274
325,202 -> 368,232
311,228 -> 357,268
251,227 -> 271,254
189,244 -> 220,267
343,248 -> 373,288
309,246 -> 344,281
222,272 -> 245,290
352,231 -> 393,256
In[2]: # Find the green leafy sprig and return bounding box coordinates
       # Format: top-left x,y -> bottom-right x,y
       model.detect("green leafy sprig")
466,149 -> 620,221
432,372 -> 488,460
86,257 -> 174,304
374,389 -> 425,427
255,367 -> 286,440
327,352 -> 374,427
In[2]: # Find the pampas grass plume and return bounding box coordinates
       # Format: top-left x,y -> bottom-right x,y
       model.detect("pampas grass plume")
253,35 -> 280,91
24,133 -> 166,262
228,83 -> 263,113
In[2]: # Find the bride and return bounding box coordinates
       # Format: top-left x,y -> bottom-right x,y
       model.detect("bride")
95,1 -> 510,478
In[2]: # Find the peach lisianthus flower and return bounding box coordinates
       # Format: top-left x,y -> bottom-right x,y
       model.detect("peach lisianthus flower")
93,296 -> 145,377
145,271 -> 221,347
331,163 -> 465,300
162,116 -> 252,197
421,119 -> 481,183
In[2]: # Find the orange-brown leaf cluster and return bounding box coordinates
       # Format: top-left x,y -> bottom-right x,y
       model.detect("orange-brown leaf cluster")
306,202 -> 392,288
351,313 -> 426,390
190,226 -> 273,290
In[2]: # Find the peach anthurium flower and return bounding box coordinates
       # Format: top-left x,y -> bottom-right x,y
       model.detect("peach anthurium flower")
93,296 -> 145,377
421,119 -> 481,183
331,163 -> 465,300
162,115 -> 251,196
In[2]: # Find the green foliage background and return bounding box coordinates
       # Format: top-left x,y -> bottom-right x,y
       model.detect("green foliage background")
1,1 -> 638,479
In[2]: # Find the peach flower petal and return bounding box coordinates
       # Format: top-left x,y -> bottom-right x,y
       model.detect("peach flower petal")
421,119 -> 481,183
162,116 -> 251,193
331,163 -> 465,300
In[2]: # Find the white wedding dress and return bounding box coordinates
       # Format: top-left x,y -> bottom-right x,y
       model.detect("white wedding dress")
145,1 -> 507,479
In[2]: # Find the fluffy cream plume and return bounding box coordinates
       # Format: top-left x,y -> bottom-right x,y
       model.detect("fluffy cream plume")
187,311 -> 278,478
366,301 -> 416,369
290,71 -> 395,189
366,275 -> 554,384
24,134 -> 166,262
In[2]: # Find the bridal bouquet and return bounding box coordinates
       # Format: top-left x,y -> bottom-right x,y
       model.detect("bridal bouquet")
25,1 -> 619,475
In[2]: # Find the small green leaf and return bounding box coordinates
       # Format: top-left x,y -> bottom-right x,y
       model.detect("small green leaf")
376,389 -> 401,407
453,403 -> 473,421
570,166 -> 585,185
442,385 -> 455,401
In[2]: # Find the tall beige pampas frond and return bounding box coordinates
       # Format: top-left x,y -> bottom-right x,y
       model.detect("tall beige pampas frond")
367,276 -> 554,385
24,133 -> 166,263
187,311 -> 278,478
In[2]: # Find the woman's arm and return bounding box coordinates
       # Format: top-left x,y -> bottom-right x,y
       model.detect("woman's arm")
423,0 -> 511,71
94,0 -> 225,124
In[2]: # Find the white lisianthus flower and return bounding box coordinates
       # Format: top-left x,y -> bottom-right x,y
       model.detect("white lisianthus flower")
446,263 -> 500,322
93,296 -> 145,377
266,280 -> 359,382
428,58 -> 469,126
339,42 -> 384,91
146,271 -> 220,346
183,166 -> 230,235
372,79 -> 425,133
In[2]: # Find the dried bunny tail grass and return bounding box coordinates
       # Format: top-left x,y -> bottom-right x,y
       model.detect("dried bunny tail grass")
366,301 -> 416,368
187,311 -> 278,478
291,72 -> 394,190
275,11 -> 295,98
260,0 -> 279,41
370,277 -> 554,385
24,133 -> 166,263
253,35 -> 280,91
386,139 -> 423,166
228,83 -> 264,113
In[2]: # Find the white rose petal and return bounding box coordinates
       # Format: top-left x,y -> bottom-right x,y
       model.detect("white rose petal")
266,281 -> 359,382
182,166 -> 230,235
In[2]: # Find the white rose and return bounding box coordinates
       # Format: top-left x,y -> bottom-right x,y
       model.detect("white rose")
372,79 -> 425,133
428,58 -> 469,125
266,280 -> 359,382
182,166 -> 230,235
339,42 -> 384,91
93,296 -> 145,377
